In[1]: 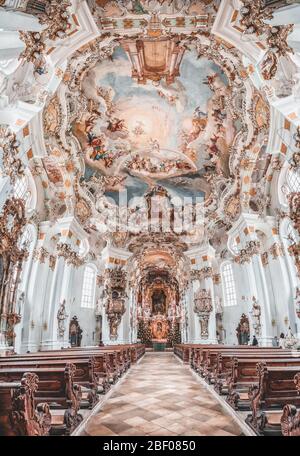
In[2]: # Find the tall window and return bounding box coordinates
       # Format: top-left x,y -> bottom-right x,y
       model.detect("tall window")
81,265 -> 96,309
287,168 -> 300,193
14,175 -> 31,208
221,263 -> 237,307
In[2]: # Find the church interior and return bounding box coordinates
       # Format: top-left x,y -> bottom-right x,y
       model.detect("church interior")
1,0 -> 300,438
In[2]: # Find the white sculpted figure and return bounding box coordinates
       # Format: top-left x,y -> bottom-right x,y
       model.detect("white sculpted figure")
251,297 -> 261,337
284,326 -> 298,349
16,291 -> 25,314
57,299 -> 68,339
144,306 -> 151,319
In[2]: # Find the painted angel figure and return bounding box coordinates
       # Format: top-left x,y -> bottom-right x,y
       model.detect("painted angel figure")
149,138 -> 160,153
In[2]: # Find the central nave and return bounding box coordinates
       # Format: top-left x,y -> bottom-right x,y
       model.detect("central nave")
78,353 -> 243,437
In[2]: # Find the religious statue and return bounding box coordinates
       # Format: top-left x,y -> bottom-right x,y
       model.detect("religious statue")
69,316 -> 82,347
251,297 -> 261,337
156,322 -> 163,339
57,299 -> 68,339
236,314 -> 250,345
215,296 -> 223,315
16,291 -> 25,315
95,294 -> 104,316
284,326 -> 299,349
143,306 -> 151,319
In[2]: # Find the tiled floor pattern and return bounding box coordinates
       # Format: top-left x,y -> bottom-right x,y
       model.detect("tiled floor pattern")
80,352 -> 243,436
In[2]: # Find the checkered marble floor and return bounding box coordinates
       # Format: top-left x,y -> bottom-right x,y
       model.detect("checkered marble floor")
79,352 -> 243,436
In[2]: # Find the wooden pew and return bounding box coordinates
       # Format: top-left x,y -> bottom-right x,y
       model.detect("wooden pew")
0,343 -> 145,436
8,348 -> 121,386
37,343 -> 145,366
189,345 -> 282,375
174,344 -> 195,363
62,346 -> 130,374
213,350 -> 295,393
224,357 -> 300,410
0,364 -> 82,435
246,364 -> 300,435
0,356 -> 103,409
0,372 -> 51,436
196,347 -> 285,383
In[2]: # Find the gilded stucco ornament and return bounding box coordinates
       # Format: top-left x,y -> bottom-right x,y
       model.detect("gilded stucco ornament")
269,243 -> 284,260
235,241 -> 261,264
57,243 -> 85,268
18,31 -> 47,73
18,0 -> 73,73
0,127 -> 25,185
288,192 -> 300,234
33,247 -> 50,264
104,267 -> 127,340
240,1 -> 294,80
239,0 -> 273,35
43,95 -> 62,137
191,267 -> 213,281
0,198 -> 27,347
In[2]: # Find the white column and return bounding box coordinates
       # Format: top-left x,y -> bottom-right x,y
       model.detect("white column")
188,280 -> 202,343
21,255 -> 50,352
41,255 -> 68,350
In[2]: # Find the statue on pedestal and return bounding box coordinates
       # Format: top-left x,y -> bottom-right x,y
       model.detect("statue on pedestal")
16,291 -> 25,315
251,297 -> 261,337
69,316 -> 82,347
57,299 -> 68,339
284,326 -> 298,349
167,306 -> 173,320
143,306 -> 151,319
236,314 -> 250,345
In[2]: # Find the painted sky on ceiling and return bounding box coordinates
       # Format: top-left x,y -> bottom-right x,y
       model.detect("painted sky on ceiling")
80,45 -> 229,203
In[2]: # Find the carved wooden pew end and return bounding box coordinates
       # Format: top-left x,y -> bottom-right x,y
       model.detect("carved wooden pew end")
0,373 -> 52,436
281,404 -> 300,436
246,411 -> 285,436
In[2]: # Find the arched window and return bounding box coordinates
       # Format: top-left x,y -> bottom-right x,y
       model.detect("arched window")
13,174 -> 31,208
287,168 -> 300,193
81,265 -> 96,309
221,263 -> 237,307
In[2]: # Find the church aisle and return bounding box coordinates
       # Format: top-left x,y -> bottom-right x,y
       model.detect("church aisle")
79,352 -> 243,436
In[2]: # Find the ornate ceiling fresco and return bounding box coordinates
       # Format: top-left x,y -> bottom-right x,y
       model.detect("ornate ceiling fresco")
40,0 -> 272,256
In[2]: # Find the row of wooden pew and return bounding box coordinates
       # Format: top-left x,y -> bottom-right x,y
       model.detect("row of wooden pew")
0,343 -> 145,436
174,343 -> 300,436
